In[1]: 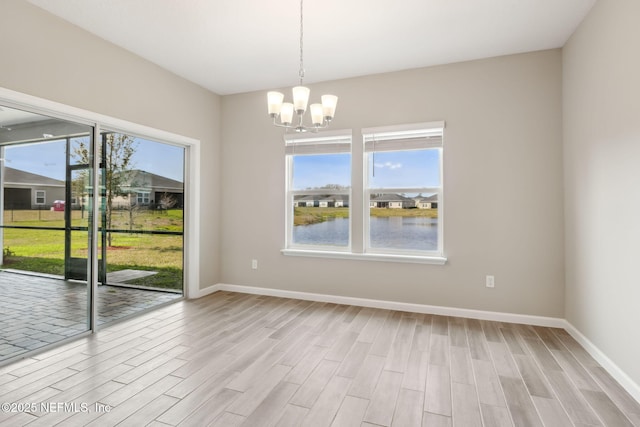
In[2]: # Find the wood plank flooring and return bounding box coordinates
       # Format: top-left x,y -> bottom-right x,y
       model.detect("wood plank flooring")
1,291 -> 639,426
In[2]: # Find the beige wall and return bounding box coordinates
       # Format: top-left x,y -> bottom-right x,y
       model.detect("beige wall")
564,0 -> 640,387
0,0 -> 222,288
221,49 -> 565,317
5,0 -> 639,399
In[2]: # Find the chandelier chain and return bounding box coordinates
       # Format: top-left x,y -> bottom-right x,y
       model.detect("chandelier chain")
266,0 -> 337,133
299,0 -> 305,84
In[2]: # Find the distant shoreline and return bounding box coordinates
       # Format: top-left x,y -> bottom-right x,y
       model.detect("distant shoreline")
294,207 -> 437,226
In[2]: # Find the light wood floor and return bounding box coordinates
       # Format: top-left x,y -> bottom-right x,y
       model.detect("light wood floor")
1,291 -> 639,426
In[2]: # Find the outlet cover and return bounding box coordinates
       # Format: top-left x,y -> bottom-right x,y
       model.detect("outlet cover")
486,275 -> 495,288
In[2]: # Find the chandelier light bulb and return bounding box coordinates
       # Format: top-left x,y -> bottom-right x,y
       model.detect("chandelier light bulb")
267,91 -> 284,117
292,86 -> 310,114
310,103 -> 323,126
280,102 -> 294,126
321,95 -> 338,121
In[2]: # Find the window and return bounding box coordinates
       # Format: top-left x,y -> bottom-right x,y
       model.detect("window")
283,122 -> 445,264
35,190 -> 45,205
285,131 -> 352,250
363,122 -> 444,256
137,192 -> 150,205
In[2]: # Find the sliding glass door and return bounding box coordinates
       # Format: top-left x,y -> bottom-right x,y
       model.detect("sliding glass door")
96,130 -> 184,324
0,107 -> 94,361
0,104 -> 185,363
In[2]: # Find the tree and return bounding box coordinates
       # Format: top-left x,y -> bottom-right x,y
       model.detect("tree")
159,192 -> 178,211
73,133 -> 138,246
308,184 -> 350,190
124,193 -> 141,232
71,174 -> 87,218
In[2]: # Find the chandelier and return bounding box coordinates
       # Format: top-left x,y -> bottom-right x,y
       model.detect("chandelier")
267,0 -> 338,133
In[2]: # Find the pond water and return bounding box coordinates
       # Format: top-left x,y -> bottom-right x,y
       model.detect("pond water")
292,216 -> 438,251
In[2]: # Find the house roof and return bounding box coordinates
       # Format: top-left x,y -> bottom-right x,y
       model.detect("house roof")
320,195 -> 349,202
2,167 -> 183,191
371,194 -> 415,202
2,167 -> 64,187
122,170 -> 183,191
295,194 -> 349,202
416,194 -> 438,203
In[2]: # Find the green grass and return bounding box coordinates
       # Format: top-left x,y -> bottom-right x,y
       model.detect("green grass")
369,208 -> 438,218
294,207 -> 350,225
124,265 -> 183,289
2,209 -> 183,290
1,256 -> 63,276
2,208 -> 183,231
1,256 -> 182,290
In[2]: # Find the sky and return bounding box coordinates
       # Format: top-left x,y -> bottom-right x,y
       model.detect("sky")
292,149 -> 441,190
5,138 -> 438,190
3,137 -> 185,182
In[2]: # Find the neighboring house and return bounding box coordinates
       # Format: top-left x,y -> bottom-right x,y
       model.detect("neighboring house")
1,167 -> 64,209
110,169 -> 184,209
294,195 -> 318,207
415,194 -> 438,209
294,194 -> 349,208
319,195 -> 349,208
370,193 -> 416,209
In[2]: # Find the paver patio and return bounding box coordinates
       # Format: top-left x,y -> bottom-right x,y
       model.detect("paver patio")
0,270 -> 182,362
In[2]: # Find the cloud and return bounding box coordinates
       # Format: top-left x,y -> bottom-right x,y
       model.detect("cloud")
374,162 -> 402,170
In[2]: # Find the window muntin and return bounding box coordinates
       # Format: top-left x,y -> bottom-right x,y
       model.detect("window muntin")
35,190 -> 45,205
363,122 -> 444,257
283,123 -> 444,261
285,132 -> 352,250
137,191 -> 150,205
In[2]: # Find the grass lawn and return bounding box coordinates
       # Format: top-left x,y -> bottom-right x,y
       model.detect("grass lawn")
369,207 -> 438,218
1,209 -> 183,290
294,207 -> 350,225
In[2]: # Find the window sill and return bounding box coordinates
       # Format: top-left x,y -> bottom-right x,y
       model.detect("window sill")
281,249 -> 447,265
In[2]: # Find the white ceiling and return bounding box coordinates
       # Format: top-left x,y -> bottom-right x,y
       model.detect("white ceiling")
27,0 -> 596,95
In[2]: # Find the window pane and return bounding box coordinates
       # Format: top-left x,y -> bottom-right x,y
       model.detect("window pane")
369,193 -> 438,251
293,194 -> 350,247
35,191 -> 45,204
368,148 -> 440,189
292,153 -> 350,191
97,132 -> 184,325
1,109 -> 93,362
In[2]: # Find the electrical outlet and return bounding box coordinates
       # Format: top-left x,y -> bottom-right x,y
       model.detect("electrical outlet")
251,259 -> 258,270
486,275 -> 495,288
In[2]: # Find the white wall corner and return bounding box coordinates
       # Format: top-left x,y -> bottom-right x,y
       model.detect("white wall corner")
562,321 -> 640,404
189,283 -> 223,299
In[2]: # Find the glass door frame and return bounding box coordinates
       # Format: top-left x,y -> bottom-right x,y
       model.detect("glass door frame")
1,87 -> 201,336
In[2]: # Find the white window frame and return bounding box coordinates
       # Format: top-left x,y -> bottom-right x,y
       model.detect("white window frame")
284,130 -> 352,252
282,122 -> 446,265
0,87 -> 201,299
35,190 -> 46,205
137,191 -> 150,205
363,121 -> 445,258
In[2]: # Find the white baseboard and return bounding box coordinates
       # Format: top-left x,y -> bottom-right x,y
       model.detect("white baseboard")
189,283 -> 222,299
201,283 -> 640,405
211,283 -> 565,328
563,321 -> 640,404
